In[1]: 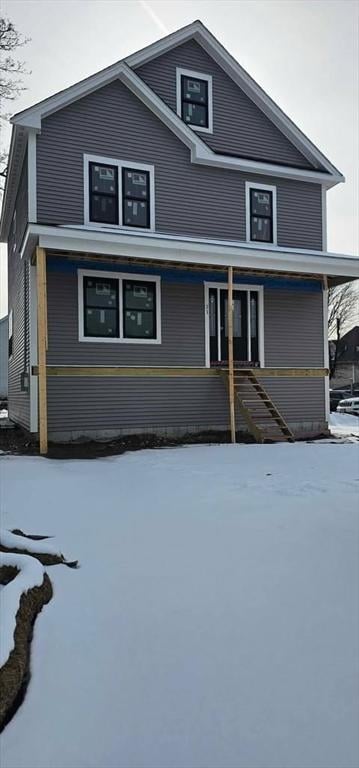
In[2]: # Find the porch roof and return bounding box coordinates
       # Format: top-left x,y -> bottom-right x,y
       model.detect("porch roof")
23,223 -> 359,286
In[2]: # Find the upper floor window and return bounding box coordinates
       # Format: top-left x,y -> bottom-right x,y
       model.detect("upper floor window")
89,163 -> 119,225
245,182 -> 277,245
176,68 -> 213,134
84,155 -> 155,230
122,168 -> 150,228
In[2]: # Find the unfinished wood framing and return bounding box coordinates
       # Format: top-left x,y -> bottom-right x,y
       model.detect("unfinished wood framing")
31,366 -> 329,378
227,266 -> 236,443
36,246 -> 48,454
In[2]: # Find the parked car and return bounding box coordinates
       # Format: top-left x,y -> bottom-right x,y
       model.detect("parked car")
337,397 -> 359,416
330,389 -> 351,411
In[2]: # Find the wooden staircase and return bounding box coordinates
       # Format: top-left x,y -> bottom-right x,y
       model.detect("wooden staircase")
222,368 -> 295,444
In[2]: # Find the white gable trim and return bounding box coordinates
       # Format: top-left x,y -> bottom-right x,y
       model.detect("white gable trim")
127,20 -> 342,179
11,22 -> 343,184
10,62 -> 342,188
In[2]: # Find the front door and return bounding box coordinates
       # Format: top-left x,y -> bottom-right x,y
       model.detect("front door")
208,287 -> 260,366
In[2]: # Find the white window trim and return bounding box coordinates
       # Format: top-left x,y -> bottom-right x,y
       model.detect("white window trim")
204,281 -> 265,368
176,68 -> 213,134
78,268 -> 161,344
245,182 -> 277,246
83,154 -> 155,231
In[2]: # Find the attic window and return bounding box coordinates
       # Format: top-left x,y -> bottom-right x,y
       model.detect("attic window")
176,68 -> 213,134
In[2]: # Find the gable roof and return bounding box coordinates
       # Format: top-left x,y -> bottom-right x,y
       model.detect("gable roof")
0,20 -> 344,241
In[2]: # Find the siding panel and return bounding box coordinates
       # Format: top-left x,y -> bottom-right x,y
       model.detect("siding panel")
137,40 -> 315,169
46,264 -> 325,436
7,152 -> 30,430
47,376 -> 325,435
37,80 -> 322,250
264,289 -> 324,367
7,256 -> 30,430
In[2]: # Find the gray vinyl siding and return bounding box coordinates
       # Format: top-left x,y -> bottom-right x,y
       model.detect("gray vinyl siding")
7,152 -> 30,429
264,289 -> 324,366
47,268 -> 324,369
7,253 -> 30,430
36,80 -> 322,250
47,376 -> 325,436
47,270 -> 206,366
46,264 -> 325,436
136,39 -> 315,170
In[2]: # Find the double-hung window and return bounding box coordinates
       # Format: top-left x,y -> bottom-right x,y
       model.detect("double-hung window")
123,280 -> 156,339
89,162 -> 119,225
83,276 -> 119,338
122,168 -> 150,228
245,182 -> 277,245
176,68 -> 213,133
79,270 -> 161,344
85,155 -> 154,229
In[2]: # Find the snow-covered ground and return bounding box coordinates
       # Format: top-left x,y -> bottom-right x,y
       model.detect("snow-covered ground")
1,442 -> 359,768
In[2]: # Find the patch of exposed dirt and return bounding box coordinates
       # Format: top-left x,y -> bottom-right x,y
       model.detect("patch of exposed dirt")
0,572 -> 53,732
0,426 -> 256,460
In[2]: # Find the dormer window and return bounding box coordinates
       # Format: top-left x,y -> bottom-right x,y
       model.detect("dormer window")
84,154 -> 155,230
176,68 -> 213,134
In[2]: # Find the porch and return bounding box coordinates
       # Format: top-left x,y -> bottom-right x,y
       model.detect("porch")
29,245 -> 330,452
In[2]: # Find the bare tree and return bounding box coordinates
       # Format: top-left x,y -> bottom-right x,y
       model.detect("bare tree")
0,17 -> 30,190
328,281 -> 358,377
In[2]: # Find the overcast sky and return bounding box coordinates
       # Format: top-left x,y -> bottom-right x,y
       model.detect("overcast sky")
0,0 -> 358,318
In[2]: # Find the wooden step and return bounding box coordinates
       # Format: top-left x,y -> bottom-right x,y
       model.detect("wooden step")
224,368 -> 295,444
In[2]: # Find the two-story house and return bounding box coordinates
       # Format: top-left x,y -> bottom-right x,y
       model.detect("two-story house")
1,20 -> 358,452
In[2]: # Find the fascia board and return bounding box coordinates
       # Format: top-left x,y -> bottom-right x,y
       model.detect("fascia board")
24,224 -> 359,279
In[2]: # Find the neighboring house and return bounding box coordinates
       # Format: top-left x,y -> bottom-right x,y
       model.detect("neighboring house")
0,315 -> 8,401
0,20 -> 358,452
330,326 -> 359,389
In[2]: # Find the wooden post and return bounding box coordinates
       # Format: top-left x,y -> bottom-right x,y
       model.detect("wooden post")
228,266 -> 236,443
36,246 -> 48,454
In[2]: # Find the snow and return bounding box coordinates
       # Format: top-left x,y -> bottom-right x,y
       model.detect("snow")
329,412 -> 359,438
0,529 -> 61,557
1,443 -> 359,768
0,552 -> 45,667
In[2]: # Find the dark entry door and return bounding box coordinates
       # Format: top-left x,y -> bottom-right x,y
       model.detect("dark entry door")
208,287 -> 259,365
220,289 -> 248,363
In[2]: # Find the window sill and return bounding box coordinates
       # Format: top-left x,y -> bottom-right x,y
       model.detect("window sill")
78,336 -> 161,345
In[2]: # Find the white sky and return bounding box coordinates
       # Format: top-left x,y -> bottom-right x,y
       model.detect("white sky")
0,0 -> 358,319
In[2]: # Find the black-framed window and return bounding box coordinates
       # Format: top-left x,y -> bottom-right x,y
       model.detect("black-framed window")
181,75 -> 209,128
123,280 -> 156,339
122,168 -> 150,228
250,188 -> 273,243
83,276 -> 119,338
89,162 -> 119,225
